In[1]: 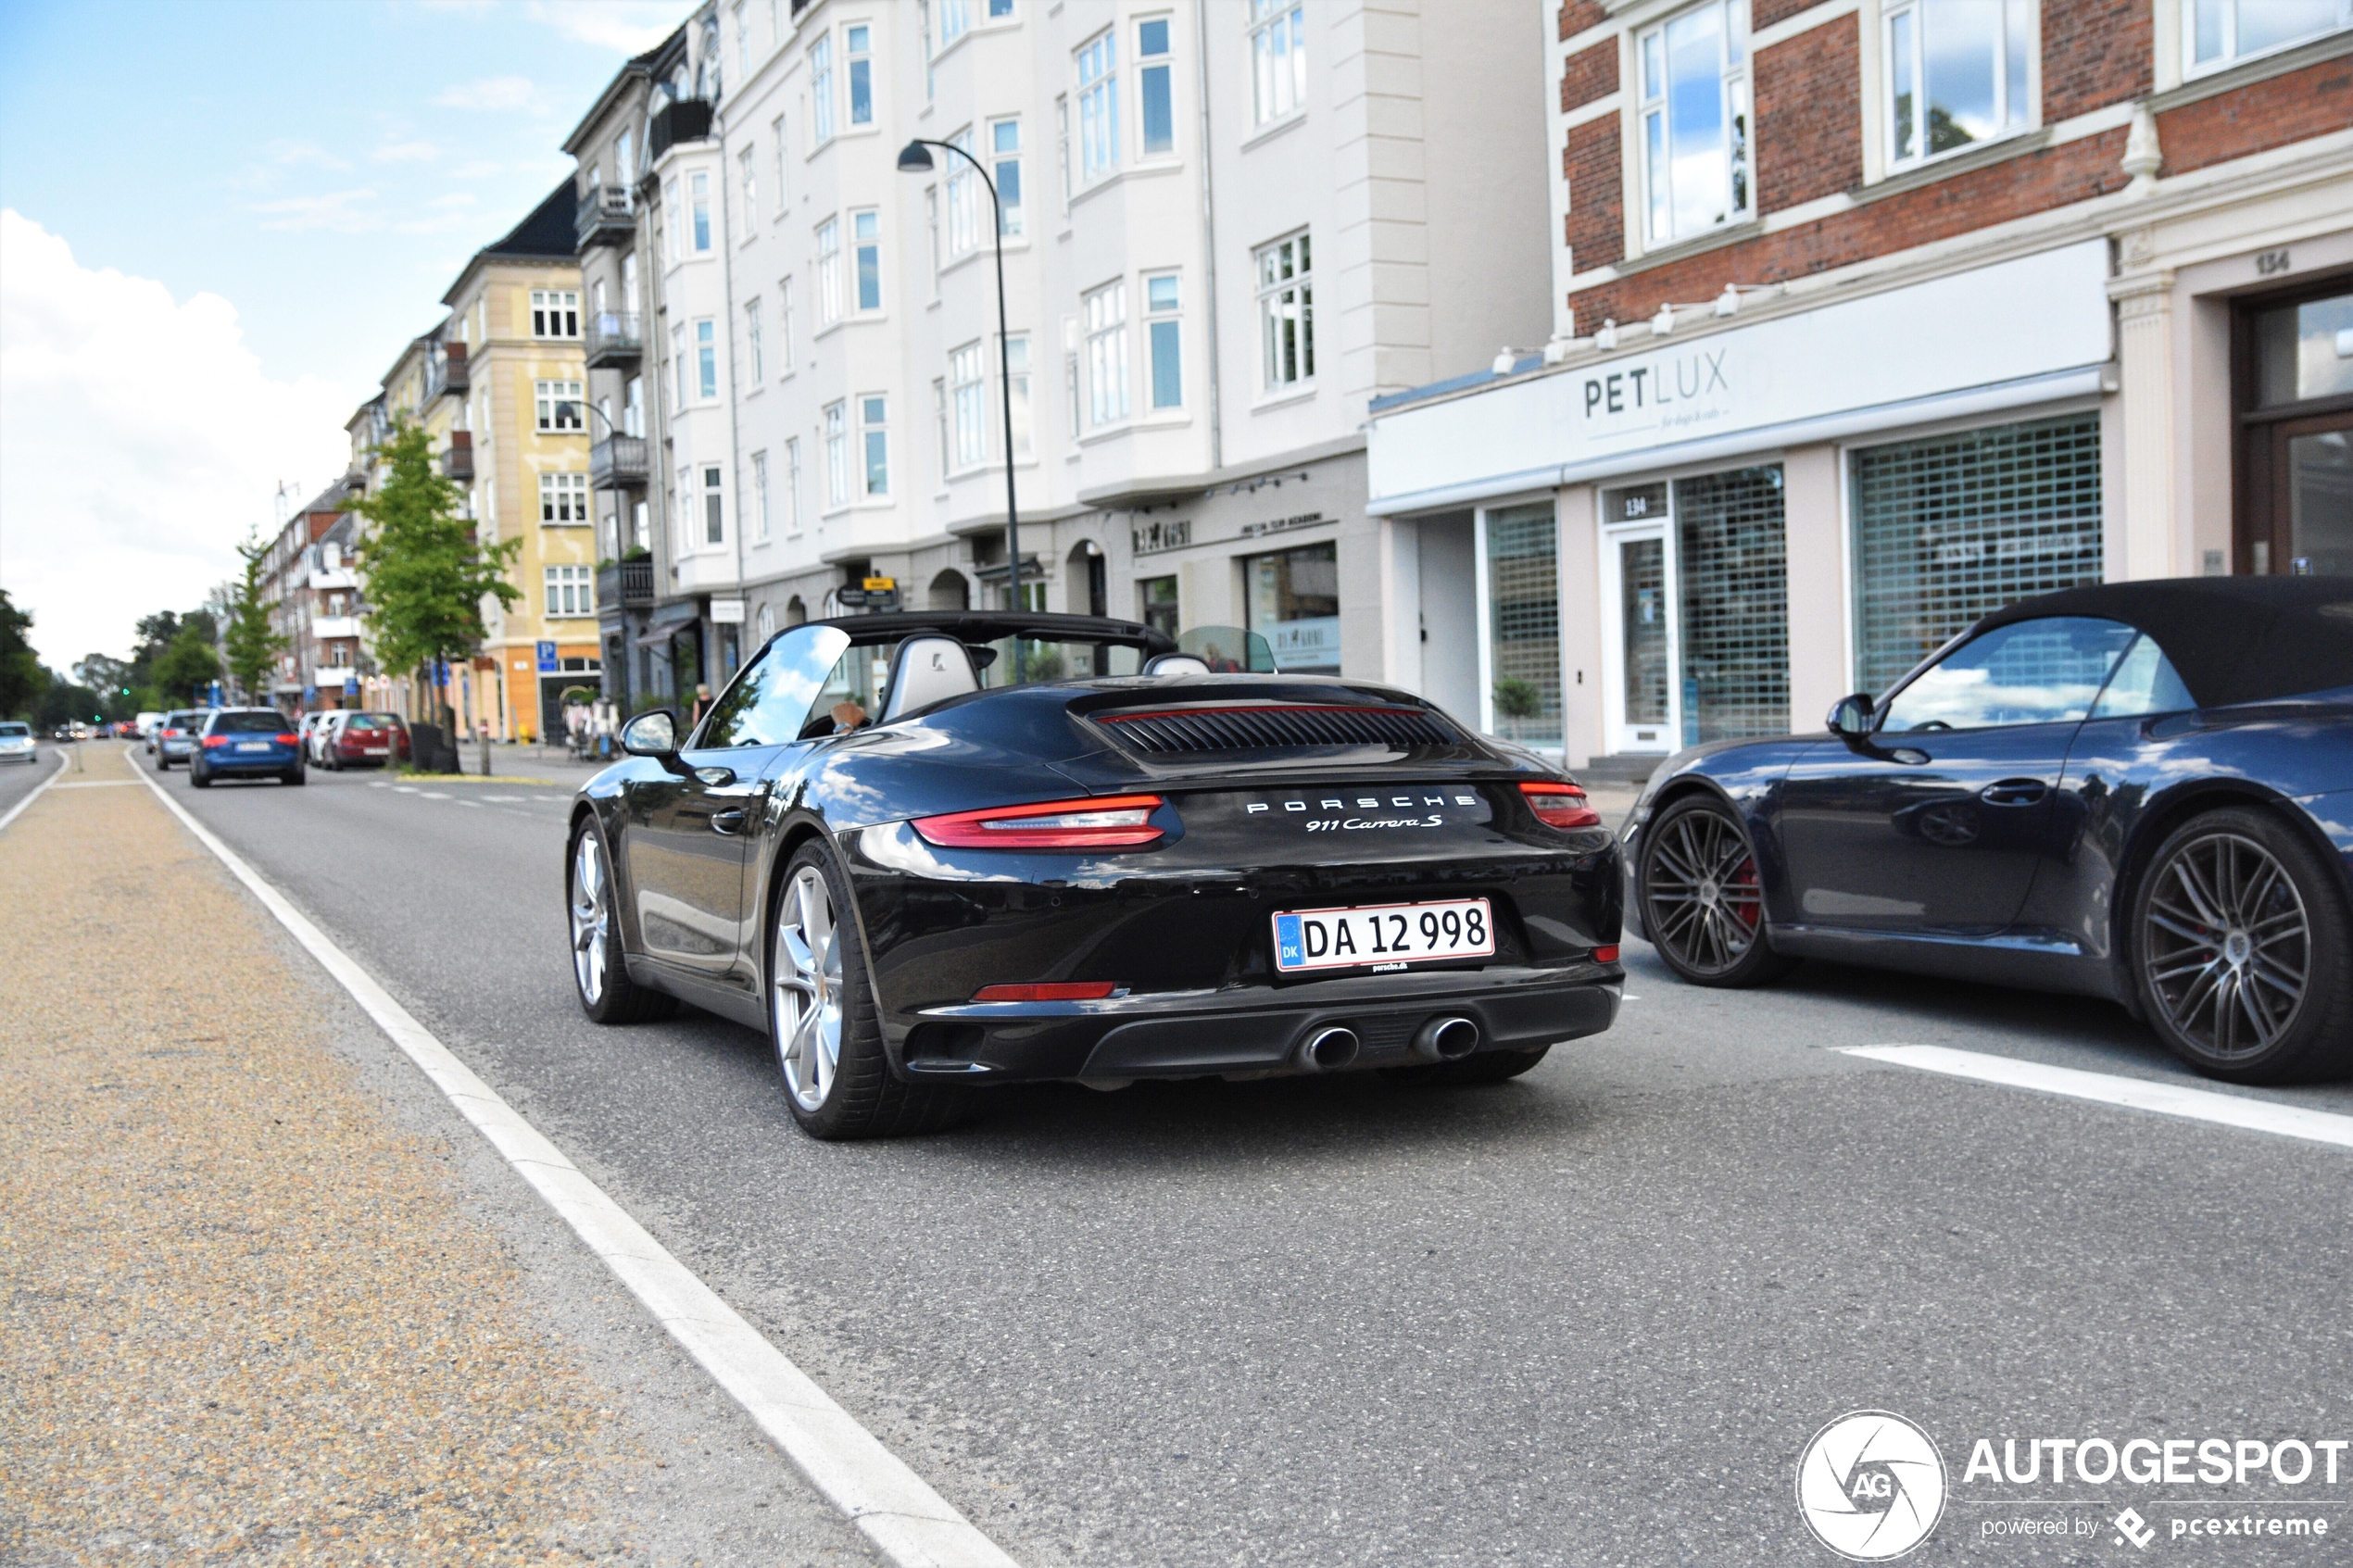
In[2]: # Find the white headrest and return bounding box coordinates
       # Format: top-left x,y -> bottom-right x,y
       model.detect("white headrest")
882,635 -> 981,721
1144,653 -> 1212,675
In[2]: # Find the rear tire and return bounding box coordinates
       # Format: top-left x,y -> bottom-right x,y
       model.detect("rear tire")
769,841 -> 966,1140
1386,1044 -> 1552,1086
189,764 -> 210,788
567,818 -> 675,1024
283,766 -> 306,785
2133,806 -> 2351,1084
1635,796 -> 1798,988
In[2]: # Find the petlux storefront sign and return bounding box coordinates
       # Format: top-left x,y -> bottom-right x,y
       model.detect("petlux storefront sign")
1365,239 -> 2113,515
1793,1410 -> 2347,1561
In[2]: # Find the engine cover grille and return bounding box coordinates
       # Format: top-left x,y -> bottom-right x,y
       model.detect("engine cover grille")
1100,704 -> 1459,754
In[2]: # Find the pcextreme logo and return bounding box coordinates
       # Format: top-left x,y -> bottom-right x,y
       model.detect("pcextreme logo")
1797,1411 -> 1948,1561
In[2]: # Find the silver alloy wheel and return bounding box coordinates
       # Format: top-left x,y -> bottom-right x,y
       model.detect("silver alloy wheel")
774,864 -> 843,1111
1644,808 -> 1765,976
2143,831 -> 2310,1059
571,831 -> 610,1005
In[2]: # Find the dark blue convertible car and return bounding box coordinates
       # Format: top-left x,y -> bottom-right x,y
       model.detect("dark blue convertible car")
1620,578 -> 2353,1084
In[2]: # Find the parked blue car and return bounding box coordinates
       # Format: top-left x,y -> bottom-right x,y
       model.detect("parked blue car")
191,709 -> 307,788
1620,577 -> 2353,1085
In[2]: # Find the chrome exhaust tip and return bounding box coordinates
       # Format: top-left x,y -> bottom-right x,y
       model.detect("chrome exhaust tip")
1298,1026 -> 1360,1072
1413,1015 -> 1480,1061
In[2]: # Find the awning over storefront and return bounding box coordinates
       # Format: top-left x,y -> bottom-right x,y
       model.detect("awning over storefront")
1365,239 -> 2113,515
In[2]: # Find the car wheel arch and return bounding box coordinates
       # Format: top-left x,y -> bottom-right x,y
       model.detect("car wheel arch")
759,817 -> 900,1065
2108,779 -> 2344,982
1638,775 -> 1786,900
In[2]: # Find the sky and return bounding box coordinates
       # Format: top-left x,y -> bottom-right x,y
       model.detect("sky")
0,0 -> 691,672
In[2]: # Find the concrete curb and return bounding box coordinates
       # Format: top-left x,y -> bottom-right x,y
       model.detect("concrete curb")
132,751 -> 1022,1568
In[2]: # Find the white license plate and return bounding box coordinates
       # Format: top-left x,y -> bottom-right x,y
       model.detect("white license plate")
363,746 -> 387,754
1273,897 -> 1495,974
236,742 -> 271,752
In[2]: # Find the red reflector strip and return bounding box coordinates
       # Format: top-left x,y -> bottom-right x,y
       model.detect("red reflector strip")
1519,780 -> 1602,829
1593,945 -> 1621,964
912,794 -> 1166,849
973,982 -> 1118,1002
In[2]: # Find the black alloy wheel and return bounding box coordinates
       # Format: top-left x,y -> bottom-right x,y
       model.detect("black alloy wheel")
2133,806 -> 2350,1084
566,818 -> 675,1024
768,840 -> 965,1140
1638,796 -> 1796,987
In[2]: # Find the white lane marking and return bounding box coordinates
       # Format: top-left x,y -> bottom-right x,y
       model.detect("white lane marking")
370,782 -> 388,789
483,795 -> 522,802
531,794 -> 565,802
394,785 -> 420,794
1838,1045 -> 2353,1150
420,791 -> 452,799
459,800 -> 483,809
0,751 -> 71,834
52,779 -> 143,789
133,759 -> 1020,1568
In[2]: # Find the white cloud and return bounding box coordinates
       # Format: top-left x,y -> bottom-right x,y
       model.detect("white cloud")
434,74 -> 540,111
0,211 -> 353,670
250,188 -> 384,232
449,158 -> 507,179
371,138 -> 444,163
262,138 -> 351,171
526,0 -> 684,54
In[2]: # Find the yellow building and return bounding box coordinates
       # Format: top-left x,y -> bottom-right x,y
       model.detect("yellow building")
428,185 -> 601,743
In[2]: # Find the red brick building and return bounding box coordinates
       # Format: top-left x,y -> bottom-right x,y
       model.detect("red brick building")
1364,1 -> 2347,767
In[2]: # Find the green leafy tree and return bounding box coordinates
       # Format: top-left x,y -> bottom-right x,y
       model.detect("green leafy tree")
350,417 -> 521,723
35,673 -> 100,730
0,589 -> 41,720
72,654 -> 139,721
152,627 -> 221,707
222,533 -> 291,702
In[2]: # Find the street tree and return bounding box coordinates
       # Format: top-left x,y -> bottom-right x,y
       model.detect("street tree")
73,654 -> 137,721
152,627 -> 221,708
0,589 -> 41,721
222,533 -> 291,703
349,416 -> 521,728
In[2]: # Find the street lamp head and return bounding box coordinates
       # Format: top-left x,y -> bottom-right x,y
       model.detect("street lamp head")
895,139 -> 935,172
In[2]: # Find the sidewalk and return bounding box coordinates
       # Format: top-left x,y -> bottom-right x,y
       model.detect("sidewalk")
0,759 -> 872,1565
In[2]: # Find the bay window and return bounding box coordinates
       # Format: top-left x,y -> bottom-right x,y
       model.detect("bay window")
1078,30 -> 1119,182
951,341 -> 988,469
1086,280 -> 1129,426
1138,18 -> 1175,156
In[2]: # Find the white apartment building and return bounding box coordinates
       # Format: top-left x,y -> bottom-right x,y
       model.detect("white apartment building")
686,0 -> 1552,683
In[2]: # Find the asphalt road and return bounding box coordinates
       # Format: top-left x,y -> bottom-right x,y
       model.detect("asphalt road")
154,746 -> 2352,1566
0,743 -> 69,819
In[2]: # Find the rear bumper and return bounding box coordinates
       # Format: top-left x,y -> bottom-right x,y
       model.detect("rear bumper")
197,752 -> 298,772
894,965 -> 1621,1085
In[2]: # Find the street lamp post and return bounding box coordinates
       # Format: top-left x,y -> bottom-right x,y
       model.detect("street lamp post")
897,138 -> 1023,672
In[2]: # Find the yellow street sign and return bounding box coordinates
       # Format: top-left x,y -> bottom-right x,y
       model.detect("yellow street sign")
863,576 -> 897,592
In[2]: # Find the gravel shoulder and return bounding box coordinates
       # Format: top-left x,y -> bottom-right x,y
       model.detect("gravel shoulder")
0,747 -> 875,1567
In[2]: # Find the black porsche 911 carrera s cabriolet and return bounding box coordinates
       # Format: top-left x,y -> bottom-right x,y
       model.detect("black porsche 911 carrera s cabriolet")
566,611 -> 1624,1138
1620,577 -> 2353,1085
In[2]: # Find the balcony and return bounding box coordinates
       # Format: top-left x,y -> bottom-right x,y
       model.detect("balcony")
590,433 -> 648,489
585,311 -> 643,370
442,430 -> 475,482
648,98 -> 712,162
598,558 -> 656,611
575,185 -> 635,252
424,343 -> 469,403
311,616 -> 361,641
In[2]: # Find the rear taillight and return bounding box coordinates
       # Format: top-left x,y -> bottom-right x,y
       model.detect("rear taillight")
912,794 -> 1167,850
163,729 -> 181,738
274,733 -> 299,746
200,735 -> 229,749
973,982 -> 1118,1002
1520,781 -> 1601,830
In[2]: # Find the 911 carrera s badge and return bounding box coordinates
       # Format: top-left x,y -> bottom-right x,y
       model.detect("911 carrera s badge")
1247,793 -> 1480,830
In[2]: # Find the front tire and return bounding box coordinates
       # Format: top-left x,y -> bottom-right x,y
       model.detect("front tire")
568,819 -> 674,1023
1636,796 -> 1797,987
2133,807 -> 2351,1084
769,842 -> 965,1140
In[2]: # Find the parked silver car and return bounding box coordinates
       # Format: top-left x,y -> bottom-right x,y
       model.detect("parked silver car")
0,721 -> 36,765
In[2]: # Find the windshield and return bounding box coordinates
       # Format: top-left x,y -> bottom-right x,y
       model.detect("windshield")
0,723 -> 29,737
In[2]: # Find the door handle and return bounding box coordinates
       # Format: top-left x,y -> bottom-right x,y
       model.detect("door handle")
711,809 -> 748,834
1980,779 -> 2047,807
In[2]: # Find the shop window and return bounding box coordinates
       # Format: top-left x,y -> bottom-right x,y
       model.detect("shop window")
1244,541 -> 1340,672
1484,504 -> 1562,749
1883,0 -> 2032,168
1139,574 -> 1179,638
1673,467 -> 1788,744
1638,0 -> 1751,245
2237,287 -> 2353,575
2186,0 -> 2351,76
1850,415 -> 2104,696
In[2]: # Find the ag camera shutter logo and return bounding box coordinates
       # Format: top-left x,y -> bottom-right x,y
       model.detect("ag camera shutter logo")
1796,1411 -> 1947,1561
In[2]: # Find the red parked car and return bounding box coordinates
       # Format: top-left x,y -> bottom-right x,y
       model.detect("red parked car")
321,712 -> 411,770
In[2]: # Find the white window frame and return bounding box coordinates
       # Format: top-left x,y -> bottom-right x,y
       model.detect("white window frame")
933,377 -> 952,484
941,0 -> 973,49
2183,0 -> 2351,76
745,298 -> 764,383
1135,15 -> 1176,158
860,394 -> 890,497
530,289 -> 580,338
751,449 -> 772,541
545,563 -> 596,617
1085,278 -> 1129,427
847,22 -> 875,126
1636,0 -> 1753,247
779,275 -> 797,370
1881,0 -> 2036,171
947,128 -> 980,255
816,217 -> 843,325
1143,271 -> 1182,410
852,208 -> 884,314
690,169 -> 713,253
824,399 -> 849,506
738,145 -> 758,228
539,471 -> 590,525
812,32 -> 836,144
991,117 -> 1025,236
772,116 -> 788,217
784,436 -> 803,533
703,463 -> 725,546
695,317 -> 718,401
1004,332 -> 1033,457
1077,29 -> 1120,183
1249,0 -> 1307,127
535,379 -> 584,432
623,374 -> 644,437
950,340 -> 988,469
1254,231 -> 1313,392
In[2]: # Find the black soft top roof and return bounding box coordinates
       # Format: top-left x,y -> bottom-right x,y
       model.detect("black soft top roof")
1974,576 -> 2353,708
811,609 -> 1177,654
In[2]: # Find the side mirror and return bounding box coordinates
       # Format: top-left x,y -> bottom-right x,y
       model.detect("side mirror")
621,709 -> 679,758
1826,694 -> 1876,739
